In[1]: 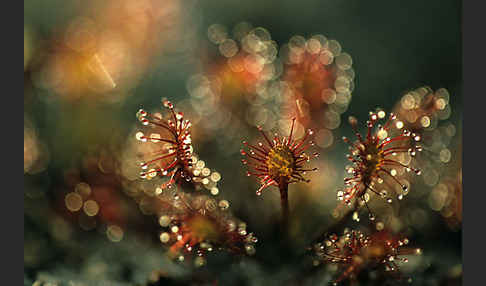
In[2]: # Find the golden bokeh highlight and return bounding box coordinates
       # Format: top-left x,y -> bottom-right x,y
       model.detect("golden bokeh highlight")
75,182 -> 92,199
83,200 -> 100,217
65,193 -> 83,212
24,117 -> 50,175
31,0 -> 190,103
106,225 -> 124,242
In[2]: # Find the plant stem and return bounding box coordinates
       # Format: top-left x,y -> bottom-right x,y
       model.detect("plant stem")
278,177 -> 289,229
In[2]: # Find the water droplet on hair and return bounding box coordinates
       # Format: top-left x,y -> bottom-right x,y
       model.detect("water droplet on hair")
163,100 -> 174,109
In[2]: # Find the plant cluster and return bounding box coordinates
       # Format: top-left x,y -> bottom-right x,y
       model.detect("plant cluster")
125,24 -> 456,285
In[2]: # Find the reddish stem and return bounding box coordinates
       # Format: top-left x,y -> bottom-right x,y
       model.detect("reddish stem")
279,177 -> 289,230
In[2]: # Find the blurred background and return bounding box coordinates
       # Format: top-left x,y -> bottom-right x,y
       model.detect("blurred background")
24,0 -> 462,285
